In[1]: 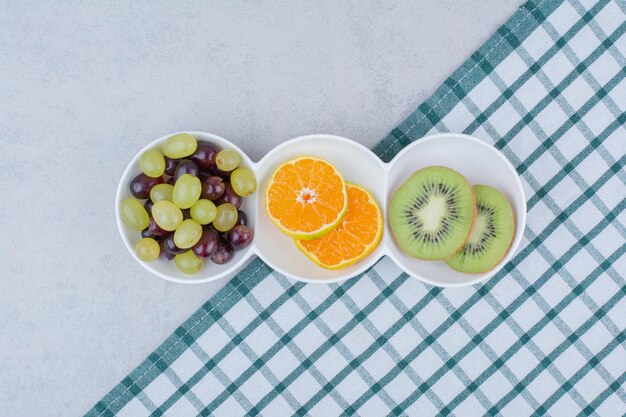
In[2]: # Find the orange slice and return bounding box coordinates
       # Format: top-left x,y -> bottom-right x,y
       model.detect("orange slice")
295,183 -> 383,269
265,156 -> 348,239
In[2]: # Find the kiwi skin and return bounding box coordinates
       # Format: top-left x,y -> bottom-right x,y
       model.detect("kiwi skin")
446,185 -> 516,273
490,213 -> 515,271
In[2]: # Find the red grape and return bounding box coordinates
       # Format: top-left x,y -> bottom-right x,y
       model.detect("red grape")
164,156 -> 179,176
236,210 -> 247,226
141,227 -> 155,239
198,171 -> 210,182
144,199 -> 154,216
159,239 -> 175,260
227,225 -> 253,250
212,167 -> 232,179
162,234 -> 186,255
192,228 -> 220,258
201,176 -> 225,200
210,241 -> 233,264
130,173 -> 164,199
173,160 -> 199,181
192,141 -> 221,171
216,183 -> 242,208
148,217 -> 170,237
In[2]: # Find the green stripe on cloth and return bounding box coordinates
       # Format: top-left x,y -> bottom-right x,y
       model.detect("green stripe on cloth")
87,0 -> 626,415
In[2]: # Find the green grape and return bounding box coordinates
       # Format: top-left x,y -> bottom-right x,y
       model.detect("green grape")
139,150 -> 166,178
135,237 -> 160,261
230,168 -> 257,197
120,197 -> 149,231
163,133 -> 197,159
173,174 -> 202,209
213,203 -> 238,232
190,199 -> 217,225
174,219 -> 203,249
215,149 -> 241,172
152,200 -> 183,231
150,183 -> 174,202
175,250 -> 203,274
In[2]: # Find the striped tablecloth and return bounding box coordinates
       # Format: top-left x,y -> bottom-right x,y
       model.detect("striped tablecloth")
89,0 -> 626,415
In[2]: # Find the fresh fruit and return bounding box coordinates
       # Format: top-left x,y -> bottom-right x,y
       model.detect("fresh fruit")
163,133 -> 197,159
130,173 -> 164,199
295,184 -> 383,269
152,200 -> 183,231
215,149 -> 241,172
174,159 -> 200,181
231,167 -> 257,197
212,167 -> 232,179
174,219 -> 203,249
201,176 -> 225,200
158,239 -> 175,260
213,203 -> 238,232
190,199 -> 217,225
216,183 -> 243,208
135,237 -> 160,261
175,250 -> 203,274
446,185 -> 515,273
236,210 -> 247,226
150,183 -> 174,203
389,166 -> 475,260
140,150 -> 166,178
147,217 -> 170,237
141,227 -> 155,239
265,156 -> 347,240
210,242 -> 233,264
172,174 -> 202,209
122,138 -> 256,274
144,199 -> 154,216
192,141 -> 220,171
120,198 -> 150,231
162,234 -> 186,255
164,156 -> 179,176
227,225 -> 253,250
192,228 -> 220,258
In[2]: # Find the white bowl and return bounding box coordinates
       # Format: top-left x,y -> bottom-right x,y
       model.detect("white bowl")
115,131 -> 257,284
385,133 -> 526,287
254,135 -> 387,283
116,132 -> 526,287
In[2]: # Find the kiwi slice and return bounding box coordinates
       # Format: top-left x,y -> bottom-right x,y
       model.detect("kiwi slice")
446,185 -> 515,273
389,166 -> 475,260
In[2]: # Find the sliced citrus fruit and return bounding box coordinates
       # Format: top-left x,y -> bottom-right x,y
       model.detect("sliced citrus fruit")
295,183 -> 383,270
265,156 -> 348,240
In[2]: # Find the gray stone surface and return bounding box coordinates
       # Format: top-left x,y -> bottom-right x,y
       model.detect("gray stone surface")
0,1 -> 522,415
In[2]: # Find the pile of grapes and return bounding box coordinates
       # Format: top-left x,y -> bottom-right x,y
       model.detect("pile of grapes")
119,133 -> 256,274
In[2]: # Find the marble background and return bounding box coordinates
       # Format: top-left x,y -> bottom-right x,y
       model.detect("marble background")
0,1 -> 522,415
